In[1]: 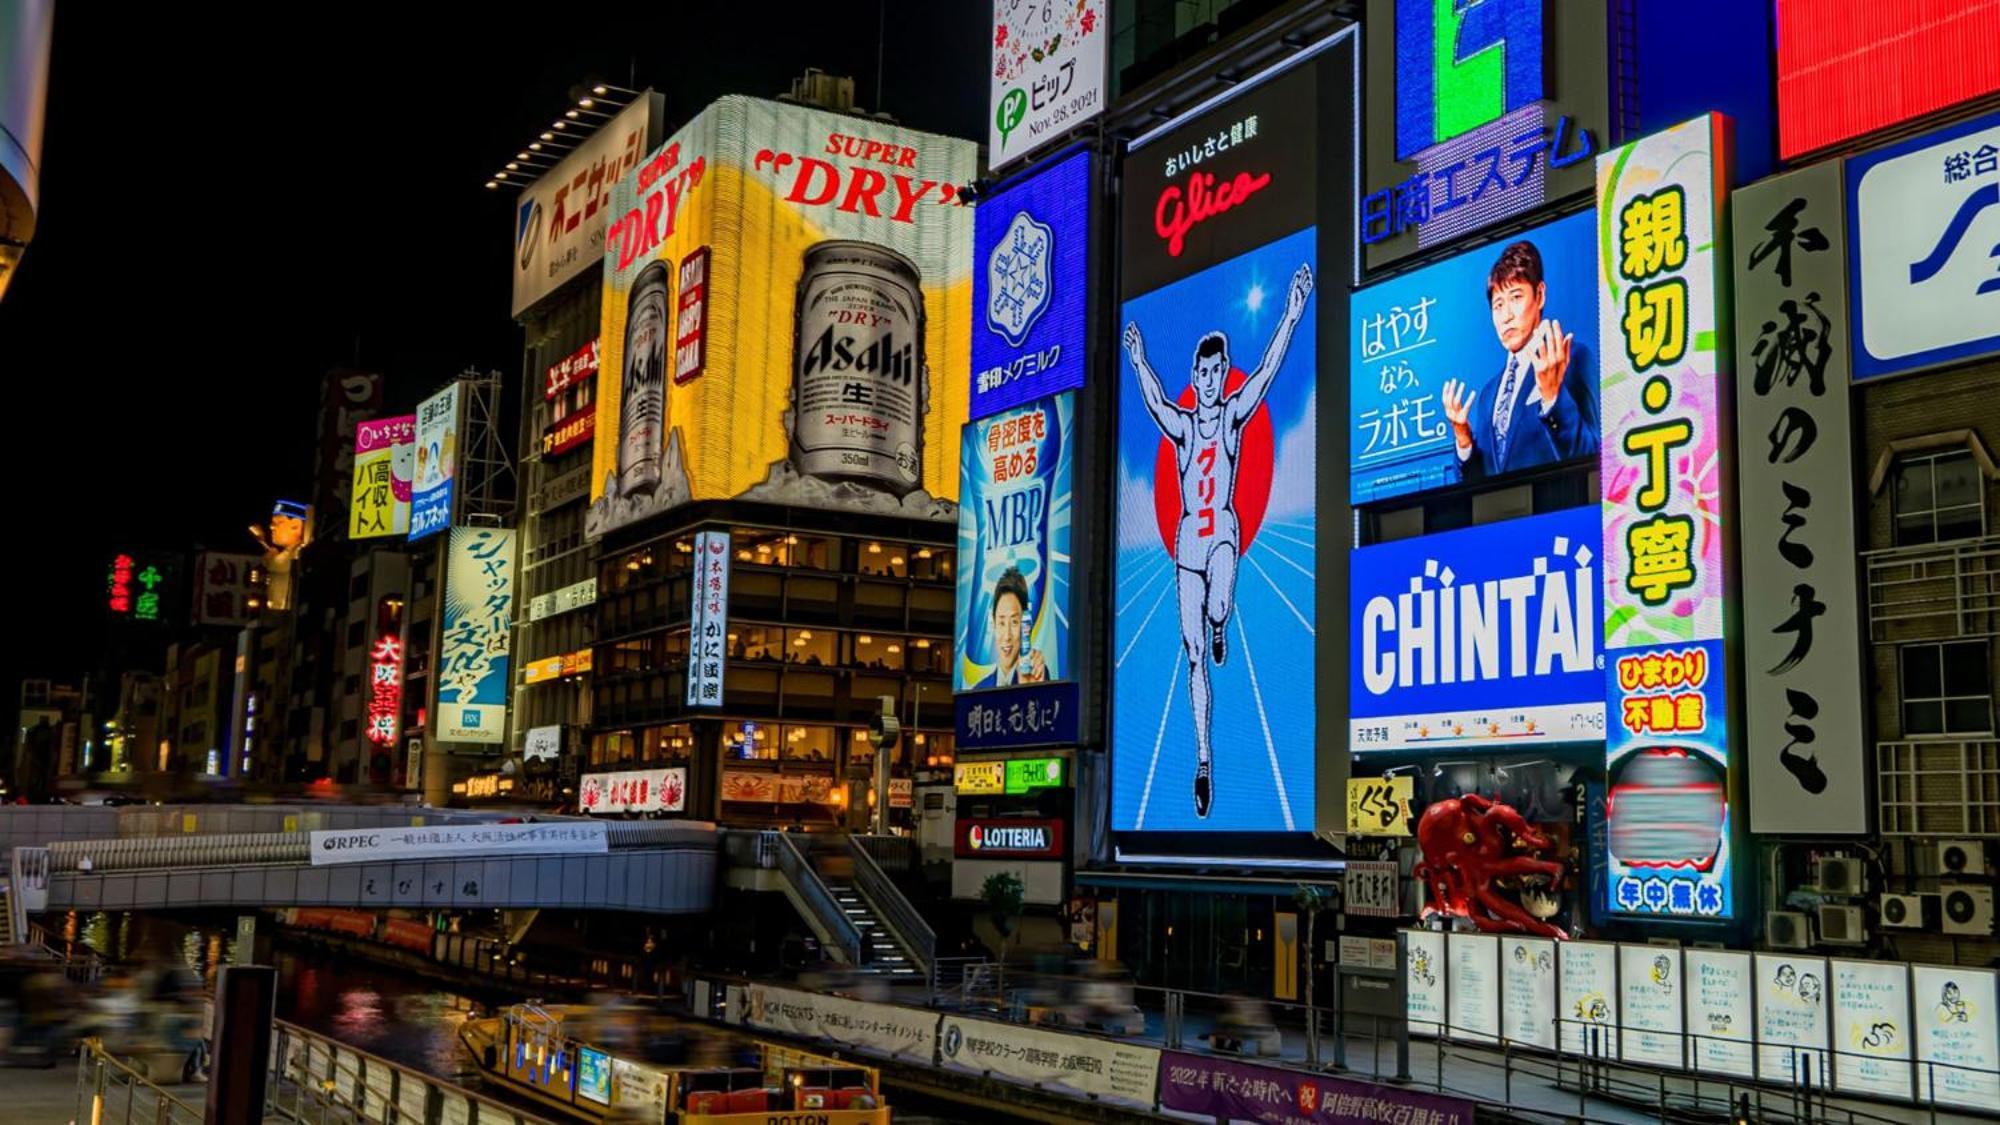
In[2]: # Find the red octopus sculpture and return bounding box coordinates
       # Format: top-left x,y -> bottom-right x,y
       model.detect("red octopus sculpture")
1413,793 -> 1569,939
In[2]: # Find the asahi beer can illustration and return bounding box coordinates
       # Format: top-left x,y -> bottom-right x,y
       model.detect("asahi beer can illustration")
618,260 -> 673,498
792,240 -> 928,495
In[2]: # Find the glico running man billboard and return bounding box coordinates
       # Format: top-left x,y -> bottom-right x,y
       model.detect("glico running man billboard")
1350,506 -> 1605,752
1111,33 -> 1355,837
586,97 -> 975,539
955,393 -> 1076,751
971,147 -> 1091,421
1351,209 -> 1598,504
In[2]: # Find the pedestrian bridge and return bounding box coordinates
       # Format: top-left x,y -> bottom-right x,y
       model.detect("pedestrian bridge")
3,806 -> 715,917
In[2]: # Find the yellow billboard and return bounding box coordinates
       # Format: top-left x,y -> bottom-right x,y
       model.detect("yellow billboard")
586,96 -> 975,538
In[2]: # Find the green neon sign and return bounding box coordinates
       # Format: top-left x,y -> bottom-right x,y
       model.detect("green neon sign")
1004,757 -> 1063,794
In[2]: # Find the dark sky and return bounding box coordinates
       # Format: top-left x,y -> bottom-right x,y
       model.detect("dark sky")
0,3 -> 988,697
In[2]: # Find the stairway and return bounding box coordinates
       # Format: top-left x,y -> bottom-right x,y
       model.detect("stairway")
823,876 -> 923,981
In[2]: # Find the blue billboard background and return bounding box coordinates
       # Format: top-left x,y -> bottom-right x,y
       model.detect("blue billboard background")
970,147 -> 1091,420
1111,227 -> 1317,834
956,392 -> 1073,693
1349,506 -> 1605,752
1350,209 -> 1598,504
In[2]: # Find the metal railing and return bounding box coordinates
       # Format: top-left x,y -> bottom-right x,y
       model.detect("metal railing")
851,832 -> 918,873
845,834 -> 935,978
268,1018 -> 556,1124
74,1038 -> 204,1125
27,918 -> 105,982
771,831 -> 863,964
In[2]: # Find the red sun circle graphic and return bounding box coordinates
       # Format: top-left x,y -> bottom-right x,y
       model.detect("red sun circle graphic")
1152,367 -> 1275,559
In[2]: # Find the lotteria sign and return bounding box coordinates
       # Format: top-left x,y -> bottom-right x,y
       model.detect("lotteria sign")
958,818 -> 1064,858
1350,506 -> 1605,751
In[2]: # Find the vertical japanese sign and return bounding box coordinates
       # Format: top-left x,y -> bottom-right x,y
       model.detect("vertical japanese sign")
1755,952 -> 1830,1088
192,551 -> 261,626
971,148 -> 1091,420
350,414 -> 416,540
1733,164 -> 1866,835
106,552 -> 173,625
988,1 -> 1106,172
409,385 -> 461,542
1848,108 -> 2000,379
685,530 -> 730,707
366,596 -> 405,749
1597,114 -> 1735,921
436,528 -> 515,744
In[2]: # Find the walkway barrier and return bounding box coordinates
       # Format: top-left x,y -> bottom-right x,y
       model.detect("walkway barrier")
267,1018 -> 555,1124
74,1038 -> 203,1125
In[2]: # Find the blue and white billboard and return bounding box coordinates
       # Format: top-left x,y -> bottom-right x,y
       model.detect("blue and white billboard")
1112,226 -> 1318,833
956,392 -> 1073,694
1848,107 -> 2000,380
970,147 -> 1091,420
1350,209 -> 1599,505
409,383 -> 460,541
436,527 -> 515,744
1350,507 -> 1604,752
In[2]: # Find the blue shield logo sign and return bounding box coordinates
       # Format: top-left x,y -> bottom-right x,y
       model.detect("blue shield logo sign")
986,208 -> 1055,347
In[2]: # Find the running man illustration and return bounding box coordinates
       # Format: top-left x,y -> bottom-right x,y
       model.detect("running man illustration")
1123,261 -> 1312,817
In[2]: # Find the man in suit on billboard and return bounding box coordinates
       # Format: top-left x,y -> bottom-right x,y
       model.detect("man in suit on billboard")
1440,240 -> 1595,479
971,566 -> 1046,689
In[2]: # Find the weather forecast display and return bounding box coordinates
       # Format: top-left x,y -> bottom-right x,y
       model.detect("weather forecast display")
1112,226 -> 1318,833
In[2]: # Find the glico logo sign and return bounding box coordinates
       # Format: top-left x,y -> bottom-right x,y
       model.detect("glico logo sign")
1394,0 -> 1544,160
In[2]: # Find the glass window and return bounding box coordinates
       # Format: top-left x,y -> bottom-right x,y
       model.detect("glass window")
851,632 -> 897,671
908,545 -> 951,582
782,724 -> 836,763
733,527 -> 793,567
724,719 -> 776,761
791,534 -> 837,571
858,540 -> 898,577
1894,451 -> 1985,546
908,636 -> 949,676
591,730 -> 638,767
1900,641 -> 1994,736
642,723 -> 695,762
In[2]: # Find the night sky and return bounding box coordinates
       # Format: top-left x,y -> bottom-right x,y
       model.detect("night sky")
0,3 -> 988,702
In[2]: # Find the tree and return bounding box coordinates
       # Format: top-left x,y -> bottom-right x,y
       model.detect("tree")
980,872 -> 1025,956
1293,883 -> 1334,1055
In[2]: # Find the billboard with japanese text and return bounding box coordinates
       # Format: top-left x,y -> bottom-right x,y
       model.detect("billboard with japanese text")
1350,507 -> 1604,751
971,147 -> 1091,419
192,551 -> 261,626
410,385 -> 460,542
436,527 -> 515,744
1351,208 -> 1598,504
989,1 -> 1107,171
1596,114 -> 1735,921
586,96 -> 973,539
350,414 -> 415,540
956,393 -> 1072,695
1112,35 -> 1354,839
686,530 -> 730,707
1361,0 -> 1608,271
511,95 -> 660,316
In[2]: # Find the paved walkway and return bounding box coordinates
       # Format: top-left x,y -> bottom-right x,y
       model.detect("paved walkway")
12,1061 -> 206,1124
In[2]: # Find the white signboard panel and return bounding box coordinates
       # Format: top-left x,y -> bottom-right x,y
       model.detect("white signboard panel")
1559,942 -> 1620,1058
937,1015 -> 1160,1110
988,0 -> 1107,170
1503,937 -> 1558,1050
1913,964 -> 2000,1109
308,821 -> 607,866
1756,953 -> 1830,1087
1832,959 -> 1913,1100
1447,933 -> 1500,1043
1619,945 -> 1685,1069
742,984 -> 936,1062
1686,948 -> 1756,1080
1405,929 -> 1446,1038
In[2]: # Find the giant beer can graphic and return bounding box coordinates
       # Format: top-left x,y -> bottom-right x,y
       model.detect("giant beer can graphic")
792,240 -> 928,495
618,260 -> 673,498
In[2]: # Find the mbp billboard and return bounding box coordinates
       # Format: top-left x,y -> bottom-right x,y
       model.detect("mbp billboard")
971,147 -> 1090,420
586,96 -> 974,540
1351,208 -> 1598,504
1111,34 -> 1355,839
1596,115 -> 1736,921
436,527 -> 516,744
1360,0 -> 1609,271
955,392 -> 1076,749
1350,507 -> 1604,752
410,385 -> 460,542
511,94 -> 661,316
350,414 -> 415,540
988,1 -> 1107,172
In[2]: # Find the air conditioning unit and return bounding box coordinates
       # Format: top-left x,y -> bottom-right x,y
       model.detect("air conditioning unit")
1817,904 -> 1866,945
1815,856 -> 1865,896
1880,892 -> 1940,930
1942,885 -> 1996,936
1939,840 -> 1986,877
1767,910 -> 1812,950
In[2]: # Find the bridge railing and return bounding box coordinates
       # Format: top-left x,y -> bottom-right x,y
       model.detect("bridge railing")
73,1037 -> 204,1125
268,1017 -> 556,1124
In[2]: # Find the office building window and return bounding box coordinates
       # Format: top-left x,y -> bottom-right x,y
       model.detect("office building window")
1900,640 -> 1994,736
1893,450 -> 1984,546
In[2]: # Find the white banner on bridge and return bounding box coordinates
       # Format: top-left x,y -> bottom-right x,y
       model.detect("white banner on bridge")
307,821 -> 608,866
742,984 -> 937,1062
937,1015 -> 1161,1110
